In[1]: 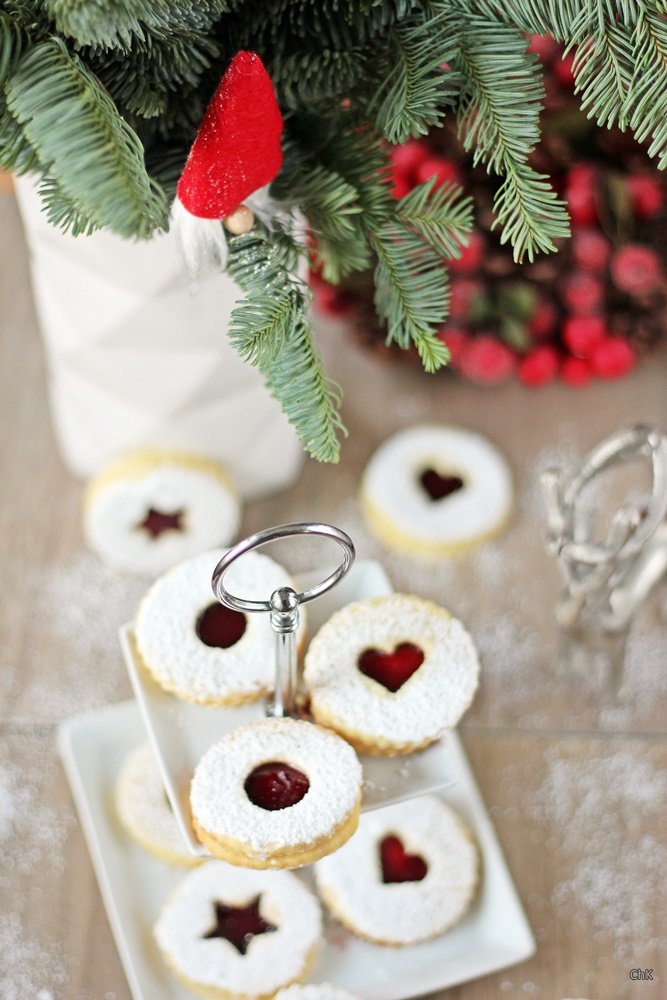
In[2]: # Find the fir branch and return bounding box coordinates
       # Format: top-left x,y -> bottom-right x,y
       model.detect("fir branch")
273,48 -> 369,110
274,144 -> 370,282
466,1 -> 581,38
46,0 -> 229,51
455,13 -> 570,260
370,222 -> 450,371
0,11 -> 27,85
226,231 -> 345,463
395,176 -> 474,258
0,103 -> 40,174
6,38 -> 167,238
36,175 -> 100,235
372,6 -> 460,143
627,6 -> 667,168
494,164 -> 570,262
571,17 -> 635,129
96,27 -> 220,119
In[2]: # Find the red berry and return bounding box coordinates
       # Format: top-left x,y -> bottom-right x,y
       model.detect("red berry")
571,228 -> 611,271
526,33 -> 560,63
554,51 -> 576,89
562,271 -> 605,314
563,315 -> 607,357
566,170 -> 598,226
517,345 -> 559,386
437,325 -> 467,366
610,244 -> 662,295
448,231 -> 485,274
391,173 -> 413,199
312,283 -> 355,317
528,297 -> 558,338
390,140 -> 428,180
627,175 -> 665,220
458,336 -> 516,385
590,338 -> 636,379
561,355 -> 592,387
415,156 -> 461,189
448,278 -> 483,320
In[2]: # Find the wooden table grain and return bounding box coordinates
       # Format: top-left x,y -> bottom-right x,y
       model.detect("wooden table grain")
1,188 -> 666,1000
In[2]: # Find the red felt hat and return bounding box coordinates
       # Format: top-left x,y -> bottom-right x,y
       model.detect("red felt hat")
176,51 -> 284,220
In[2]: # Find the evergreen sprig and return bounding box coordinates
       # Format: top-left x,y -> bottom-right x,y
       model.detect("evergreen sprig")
226,230 -> 345,463
396,176 -> 473,258
6,38 -> 167,237
455,12 -> 570,260
370,222 -> 451,371
372,6 -> 460,143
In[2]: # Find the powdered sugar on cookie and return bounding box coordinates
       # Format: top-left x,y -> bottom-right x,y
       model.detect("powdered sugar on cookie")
315,796 -> 478,945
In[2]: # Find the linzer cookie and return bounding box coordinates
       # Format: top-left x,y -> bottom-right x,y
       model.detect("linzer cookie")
315,796 -> 479,946
275,987 -> 363,1000
360,425 -> 513,556
83,450 -> 240,575
134,548 -> 306,706
154,861 -> 322,999
116,742 -> 199,867
190,718 -> 362,869
304,594 -> 479,755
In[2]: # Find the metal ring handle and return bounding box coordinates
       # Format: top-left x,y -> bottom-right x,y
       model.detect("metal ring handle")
212,522 -> 355,613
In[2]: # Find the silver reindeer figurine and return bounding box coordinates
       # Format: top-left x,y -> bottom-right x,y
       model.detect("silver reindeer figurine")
541,425 -> 667,689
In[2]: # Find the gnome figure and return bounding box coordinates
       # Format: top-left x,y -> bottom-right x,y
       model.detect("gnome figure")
171,50 -> 284,275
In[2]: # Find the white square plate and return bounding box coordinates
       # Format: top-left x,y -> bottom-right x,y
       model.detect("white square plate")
59,700 -> 535,1000
120,561 -> 463,856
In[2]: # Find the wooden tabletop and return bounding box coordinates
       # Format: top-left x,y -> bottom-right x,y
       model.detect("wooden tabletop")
1,185 -> 665,1000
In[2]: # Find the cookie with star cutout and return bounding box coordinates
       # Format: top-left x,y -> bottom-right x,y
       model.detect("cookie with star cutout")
83,449 -> 240,576
154,861 -> 322,999
315,796 -> 479,946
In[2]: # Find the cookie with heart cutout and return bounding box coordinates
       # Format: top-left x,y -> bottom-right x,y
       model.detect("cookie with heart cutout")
360,425 -> 513,557
303,594 -> 480,755
315,795 -> 479,946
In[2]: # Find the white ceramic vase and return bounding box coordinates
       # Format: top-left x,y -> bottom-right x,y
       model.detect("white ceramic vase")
14,176 -> 303,499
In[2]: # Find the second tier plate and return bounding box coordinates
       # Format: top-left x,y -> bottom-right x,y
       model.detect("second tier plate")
121,559 -> 458,857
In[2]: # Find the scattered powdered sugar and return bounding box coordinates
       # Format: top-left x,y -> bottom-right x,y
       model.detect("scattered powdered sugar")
0,752 -> 74,876
0,912 -> 67,1000
528,745 -> 667,958
14,551 -> 147,719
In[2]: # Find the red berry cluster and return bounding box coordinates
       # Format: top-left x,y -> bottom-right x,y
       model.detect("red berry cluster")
312,32 -> 666,389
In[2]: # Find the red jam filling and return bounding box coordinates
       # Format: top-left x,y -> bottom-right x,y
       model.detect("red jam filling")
419,468 -> 465,501
196,603 -> 247,648
244,761 -> 310,811
358,643 -> 424,693
202,895 -> 276,954
136,507 -> 184,538
380,835 -> 428,883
